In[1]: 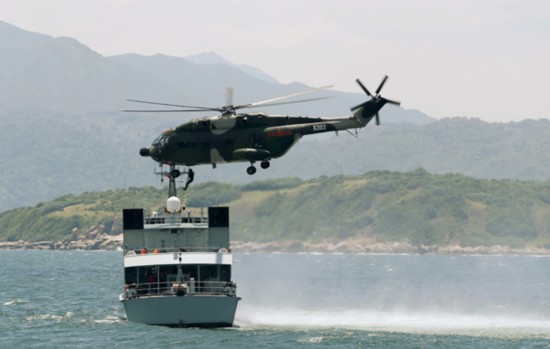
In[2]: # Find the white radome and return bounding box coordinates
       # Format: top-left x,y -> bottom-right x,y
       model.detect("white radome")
166,196 -> 181,213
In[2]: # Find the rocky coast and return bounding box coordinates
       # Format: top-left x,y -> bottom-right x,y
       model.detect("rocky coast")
2,235 -> 550,256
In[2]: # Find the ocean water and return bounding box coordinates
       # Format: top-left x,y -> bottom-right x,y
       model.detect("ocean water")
1,251 -> 550,348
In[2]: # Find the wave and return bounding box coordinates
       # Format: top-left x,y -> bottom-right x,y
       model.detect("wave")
24,311 -> 75,322
25,314 -> 66,321
93,315 -> 123,324
236,309 -> 550,337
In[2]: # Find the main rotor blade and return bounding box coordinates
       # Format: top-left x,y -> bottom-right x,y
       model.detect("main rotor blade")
355,79 -> 373,97
239,96 -> 334,110
225,87 -> 234,106
127,99 -> 217,111
123,109 -> 220,113
237,85 -> 332,109
382,97 -> 401,106
126,85 -> 332,114
375,75 -> 388,96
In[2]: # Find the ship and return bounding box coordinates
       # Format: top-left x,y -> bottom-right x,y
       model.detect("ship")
118,174 -> 240,327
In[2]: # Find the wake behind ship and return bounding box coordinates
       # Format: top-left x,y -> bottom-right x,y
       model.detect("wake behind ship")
119,200 -> 240,327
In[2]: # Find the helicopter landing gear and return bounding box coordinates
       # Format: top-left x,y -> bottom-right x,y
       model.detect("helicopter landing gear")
170,169 -> 181,178
247,160 -> 270,175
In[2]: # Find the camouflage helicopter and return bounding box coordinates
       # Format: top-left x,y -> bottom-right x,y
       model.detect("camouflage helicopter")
126,75 -> 399,189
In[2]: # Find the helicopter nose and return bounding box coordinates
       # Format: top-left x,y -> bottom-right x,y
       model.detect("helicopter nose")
147,145 -> 162,161
139,147 -> 151,157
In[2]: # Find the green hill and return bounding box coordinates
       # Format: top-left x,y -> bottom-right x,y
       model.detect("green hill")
2,170 -> 550,251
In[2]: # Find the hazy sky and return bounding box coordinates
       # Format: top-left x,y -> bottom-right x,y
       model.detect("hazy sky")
1,0 -> 549,122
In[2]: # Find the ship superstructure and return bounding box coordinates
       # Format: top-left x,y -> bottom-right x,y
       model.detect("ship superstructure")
119,197 -> 240,327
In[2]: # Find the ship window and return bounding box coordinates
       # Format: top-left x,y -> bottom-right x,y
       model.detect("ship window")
126,264 -> 232,296
200,265 -> 219,282
125,267 -> 138,285
220,265 -> 231,281
156,265 -> 199,282
182,265 -> 199,281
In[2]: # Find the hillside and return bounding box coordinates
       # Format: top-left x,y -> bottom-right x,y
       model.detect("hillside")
2,171 -> 550,253
283,117 -> 550,181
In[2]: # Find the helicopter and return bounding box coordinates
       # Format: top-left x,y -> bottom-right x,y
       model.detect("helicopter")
126,75 -> 400,190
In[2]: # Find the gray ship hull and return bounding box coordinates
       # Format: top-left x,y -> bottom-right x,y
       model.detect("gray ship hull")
122,295 -> 240,327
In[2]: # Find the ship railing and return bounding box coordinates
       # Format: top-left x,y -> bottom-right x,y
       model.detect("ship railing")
123,280 -> 237,298
124,247 -> 231,256
144,216 -> 208,226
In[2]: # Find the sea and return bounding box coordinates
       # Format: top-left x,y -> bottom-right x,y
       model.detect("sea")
1,251 -> 550,348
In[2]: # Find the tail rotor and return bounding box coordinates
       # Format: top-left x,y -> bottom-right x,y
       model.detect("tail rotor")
374,75 -> 388,97
352,75 -> 400,125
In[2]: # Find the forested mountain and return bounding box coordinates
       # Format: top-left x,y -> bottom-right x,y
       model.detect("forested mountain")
2,171 -> 550,251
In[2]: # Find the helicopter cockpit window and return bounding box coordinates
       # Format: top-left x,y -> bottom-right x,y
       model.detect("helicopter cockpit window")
152,134 -> 164,145
152,132 -> 172,147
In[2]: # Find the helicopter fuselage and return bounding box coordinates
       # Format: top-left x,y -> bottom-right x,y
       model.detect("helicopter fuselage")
141,110 -> 374,168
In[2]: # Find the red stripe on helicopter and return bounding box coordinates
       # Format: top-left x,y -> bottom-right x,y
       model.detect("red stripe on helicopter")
267,129 -> 293,137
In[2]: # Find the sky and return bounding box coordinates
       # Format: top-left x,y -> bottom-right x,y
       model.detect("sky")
0,0 -> 549,122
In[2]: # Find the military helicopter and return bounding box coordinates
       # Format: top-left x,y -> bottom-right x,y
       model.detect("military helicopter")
126,75 -> 399,189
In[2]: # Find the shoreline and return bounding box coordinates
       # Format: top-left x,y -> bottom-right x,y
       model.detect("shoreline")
230,240 -> 550,256
1,235 -> 550,256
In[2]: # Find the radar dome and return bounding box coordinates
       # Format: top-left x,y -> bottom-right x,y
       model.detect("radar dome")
166,196 -> 181,213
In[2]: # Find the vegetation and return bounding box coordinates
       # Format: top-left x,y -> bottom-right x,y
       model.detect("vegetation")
2,170 -> 550,250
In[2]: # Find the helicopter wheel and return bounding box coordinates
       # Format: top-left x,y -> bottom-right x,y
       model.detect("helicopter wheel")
170,169 -> 181,178
260,160 -> 270,169
247,166 -> 257,175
